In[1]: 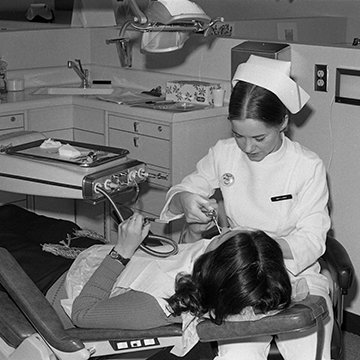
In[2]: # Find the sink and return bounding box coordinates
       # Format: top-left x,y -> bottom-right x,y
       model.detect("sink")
32,86 -> 114,96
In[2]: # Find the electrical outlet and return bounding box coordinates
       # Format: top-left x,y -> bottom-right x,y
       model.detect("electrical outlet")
314,64 -> 328,92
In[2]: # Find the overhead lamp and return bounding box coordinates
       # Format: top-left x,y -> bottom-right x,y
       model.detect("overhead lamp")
106,0 -> 223,67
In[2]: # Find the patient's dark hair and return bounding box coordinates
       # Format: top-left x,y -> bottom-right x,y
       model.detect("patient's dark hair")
167,230 -> 291,325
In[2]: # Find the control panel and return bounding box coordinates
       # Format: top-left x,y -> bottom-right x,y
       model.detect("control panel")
82,159 -> 148,202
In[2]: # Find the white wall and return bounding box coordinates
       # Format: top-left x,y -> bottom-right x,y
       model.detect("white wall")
0,27 -> 359,315
196,0 -> 360,46
195,0 -> 360,21
0,1 -> 54,12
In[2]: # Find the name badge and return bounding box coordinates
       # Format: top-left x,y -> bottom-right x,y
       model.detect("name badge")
271,194 -> 293,202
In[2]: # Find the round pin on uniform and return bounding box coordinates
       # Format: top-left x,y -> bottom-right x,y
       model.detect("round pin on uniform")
221,173 -> 234,186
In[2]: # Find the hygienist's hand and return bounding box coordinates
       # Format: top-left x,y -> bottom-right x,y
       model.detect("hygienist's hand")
114,213 -> 150,259
177,192 -> 218,224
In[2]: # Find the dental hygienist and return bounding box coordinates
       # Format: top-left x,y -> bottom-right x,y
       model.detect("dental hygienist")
160,55 -> 332,360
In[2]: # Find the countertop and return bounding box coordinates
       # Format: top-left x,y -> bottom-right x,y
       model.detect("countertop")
0,87 -> 228,123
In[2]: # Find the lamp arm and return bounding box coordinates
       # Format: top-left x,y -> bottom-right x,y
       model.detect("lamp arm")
203,16 -> 224,36
129,17 -> 224,35
127,0 -> 148,25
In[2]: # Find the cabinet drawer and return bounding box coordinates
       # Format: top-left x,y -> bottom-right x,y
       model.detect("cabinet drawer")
108,115 -> 170,140
74,129 -> 105,145
109,129 -> 170,168
73,106 -> 105,134
28,106 -> 73,131
41,129 -> 73,140
0,113 -> 24,130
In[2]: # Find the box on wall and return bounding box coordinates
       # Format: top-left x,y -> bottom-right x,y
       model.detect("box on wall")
165,80 -> 220,105
231,41 -> 290,81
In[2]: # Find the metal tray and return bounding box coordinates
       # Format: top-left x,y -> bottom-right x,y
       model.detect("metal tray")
4,139 -> 129,168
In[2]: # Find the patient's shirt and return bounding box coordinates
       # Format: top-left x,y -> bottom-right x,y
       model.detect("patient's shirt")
62,239 -> 211,317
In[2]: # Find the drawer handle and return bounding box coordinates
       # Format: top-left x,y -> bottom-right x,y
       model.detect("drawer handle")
133,121 -> 139,132
133,136 -> 140,147
157,126 -> 163,132
10,116 -> 16,122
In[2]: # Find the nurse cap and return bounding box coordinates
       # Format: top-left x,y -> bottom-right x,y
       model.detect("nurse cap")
232,55 -> 310,114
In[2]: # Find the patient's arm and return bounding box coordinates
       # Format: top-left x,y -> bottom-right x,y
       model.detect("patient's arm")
71,256 -> 178,329
72,214 -> 179,329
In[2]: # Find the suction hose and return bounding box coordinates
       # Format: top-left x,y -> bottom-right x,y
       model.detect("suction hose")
95,185 -> 178,257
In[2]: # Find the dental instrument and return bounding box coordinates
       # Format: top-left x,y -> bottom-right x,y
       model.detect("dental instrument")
202,208 -> 222,235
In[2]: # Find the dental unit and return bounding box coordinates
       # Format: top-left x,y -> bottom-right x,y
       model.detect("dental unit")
0,130 -> 178,258
0,131 -> 146,202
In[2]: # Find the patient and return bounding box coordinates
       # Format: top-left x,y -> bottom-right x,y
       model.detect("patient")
0,205 -> 291,332
67,212 -> 292,330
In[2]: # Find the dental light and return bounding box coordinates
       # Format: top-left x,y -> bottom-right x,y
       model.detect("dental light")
106,0 -> 223,66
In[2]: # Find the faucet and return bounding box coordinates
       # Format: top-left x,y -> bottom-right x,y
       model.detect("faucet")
67,59 -> 90,88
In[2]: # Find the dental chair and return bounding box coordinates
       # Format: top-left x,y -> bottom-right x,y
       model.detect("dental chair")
0,208 -> 353,360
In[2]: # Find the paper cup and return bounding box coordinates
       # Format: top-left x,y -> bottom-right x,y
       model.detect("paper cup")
213,88 -> 225,107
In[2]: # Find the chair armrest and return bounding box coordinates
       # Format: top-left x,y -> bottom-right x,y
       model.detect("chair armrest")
0,248 -> 85,353
0,291 -> 36,348
321,236 -> 354,293
0,247 -> 183,353
197,295 -> 328,342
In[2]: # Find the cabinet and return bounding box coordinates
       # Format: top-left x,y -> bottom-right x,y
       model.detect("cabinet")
72,105 -> 106,235
0,112 -> 27,206
27,104 -> 107,235
26,105 -> 76,222
28,105 -> 73,139
73,105 -> 105,145
0,113 -> 24,135
108,109 -> 230,240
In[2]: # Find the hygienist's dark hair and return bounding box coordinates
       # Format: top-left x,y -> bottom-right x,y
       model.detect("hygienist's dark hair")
167,230 -> 292,325
228,80 -> 288,127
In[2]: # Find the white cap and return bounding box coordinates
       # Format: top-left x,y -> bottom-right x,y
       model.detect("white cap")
232,55 -> 310,114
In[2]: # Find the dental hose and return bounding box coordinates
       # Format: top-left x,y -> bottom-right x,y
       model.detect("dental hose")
95,185 -> 178,258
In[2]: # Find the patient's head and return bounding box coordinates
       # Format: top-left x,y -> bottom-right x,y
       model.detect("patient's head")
167,230 -> 291,324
